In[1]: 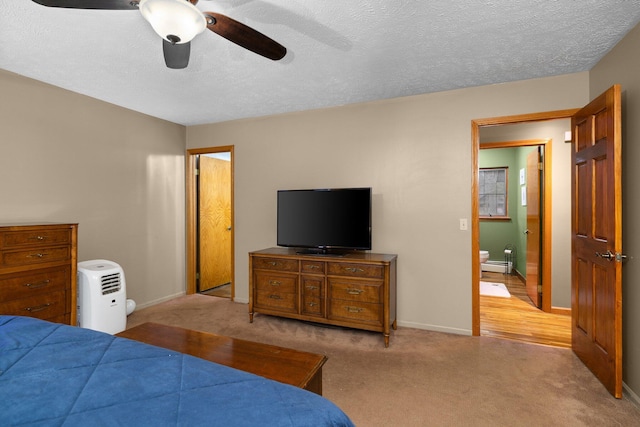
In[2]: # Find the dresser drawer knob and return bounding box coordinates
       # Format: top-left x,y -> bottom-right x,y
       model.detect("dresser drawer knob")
346,288 -> 364,295
306,285 -> 319,290
269,294 -> 283,300
269,280 -> 281,286
25,303 -> 52,313
344,306 -> 364,313
28,235 -> 47,241
308,302 -> 318,307
268,261 -> 280,266
344,267 -> 364,273
25,280 -> 51,289
27,253 -> 48,259
304,264 -> 320,270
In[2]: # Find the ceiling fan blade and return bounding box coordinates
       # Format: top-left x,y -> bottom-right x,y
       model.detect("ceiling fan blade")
163,40 -> 191,69
31,0 -> 139,10
204,12 -> 286,61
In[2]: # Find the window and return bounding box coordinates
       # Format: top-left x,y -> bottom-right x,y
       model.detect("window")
479,167 -> 508,218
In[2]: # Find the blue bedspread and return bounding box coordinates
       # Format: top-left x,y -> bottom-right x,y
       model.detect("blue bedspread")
0,316 -> 354,427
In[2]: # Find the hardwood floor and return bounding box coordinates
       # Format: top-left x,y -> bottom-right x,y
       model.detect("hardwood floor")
480,272 -> 571,348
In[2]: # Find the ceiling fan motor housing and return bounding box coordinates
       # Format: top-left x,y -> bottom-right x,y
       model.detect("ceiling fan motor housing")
139,0 -> 206,44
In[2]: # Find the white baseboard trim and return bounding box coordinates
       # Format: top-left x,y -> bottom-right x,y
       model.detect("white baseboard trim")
397,320 -> 472,336
623,382 -> 640,409
133,291 -> 186,311
233,297 -> 249,304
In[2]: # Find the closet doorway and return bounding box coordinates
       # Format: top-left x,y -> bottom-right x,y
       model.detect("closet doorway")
186,146 -> 235,299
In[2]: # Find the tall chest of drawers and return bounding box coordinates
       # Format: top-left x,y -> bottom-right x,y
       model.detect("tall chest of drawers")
0,223 -> 78,325
249,248 -> 397,347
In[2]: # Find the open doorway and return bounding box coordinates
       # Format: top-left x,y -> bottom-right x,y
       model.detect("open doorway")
471,110 -> 578,345
479,140 -> 549,309
473,87 -> 624,396
186,146 -> 235,300
478,139 -> 572,347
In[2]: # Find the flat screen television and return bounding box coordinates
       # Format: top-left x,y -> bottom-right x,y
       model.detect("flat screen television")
277,187 -> 372,254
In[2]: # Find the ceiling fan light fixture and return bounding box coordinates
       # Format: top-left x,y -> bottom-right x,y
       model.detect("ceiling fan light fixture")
139,0 -> 206,44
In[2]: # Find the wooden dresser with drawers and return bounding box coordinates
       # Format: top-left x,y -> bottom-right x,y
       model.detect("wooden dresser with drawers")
249,247 -> 397,347
0,223 -> 78,325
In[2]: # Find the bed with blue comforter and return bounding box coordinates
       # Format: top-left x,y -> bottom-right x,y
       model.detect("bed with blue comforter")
0,315 -> 354,426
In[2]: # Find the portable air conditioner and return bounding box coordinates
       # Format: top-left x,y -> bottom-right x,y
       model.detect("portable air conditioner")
77,259 -> 127,334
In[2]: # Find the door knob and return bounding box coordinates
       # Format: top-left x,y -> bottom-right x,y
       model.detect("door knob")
596,251 -> 614,260
596,251 -> 628,262
524,229 -> 530,235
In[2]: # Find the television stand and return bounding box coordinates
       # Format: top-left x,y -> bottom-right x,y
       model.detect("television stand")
249,247 -> 397,347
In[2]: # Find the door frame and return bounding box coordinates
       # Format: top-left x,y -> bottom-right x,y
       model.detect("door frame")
471,110 -> 579,336
186,146 -> 235,299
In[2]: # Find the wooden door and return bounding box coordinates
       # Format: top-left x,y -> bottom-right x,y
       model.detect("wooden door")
571,85 -> 623,398
199,155 -> 232,292
525,148 -> 542,308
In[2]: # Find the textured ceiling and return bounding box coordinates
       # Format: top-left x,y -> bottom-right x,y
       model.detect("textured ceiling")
2,1 -> 640,126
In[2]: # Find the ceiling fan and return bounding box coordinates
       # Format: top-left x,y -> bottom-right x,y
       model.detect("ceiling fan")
31,0 -> 287,69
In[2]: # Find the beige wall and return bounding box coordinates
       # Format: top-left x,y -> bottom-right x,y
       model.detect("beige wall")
5,26 -> 639,399
589,22 -> 640,401
187,72 -> 588,334
0,69 -> 187,309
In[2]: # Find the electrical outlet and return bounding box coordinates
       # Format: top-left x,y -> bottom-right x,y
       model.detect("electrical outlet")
459,218 -> 468,231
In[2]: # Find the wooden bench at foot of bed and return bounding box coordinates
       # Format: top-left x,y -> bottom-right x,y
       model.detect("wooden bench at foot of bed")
117,322 -> 327,395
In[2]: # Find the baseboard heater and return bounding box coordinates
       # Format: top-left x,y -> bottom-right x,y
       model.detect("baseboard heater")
481,260 -> 513,274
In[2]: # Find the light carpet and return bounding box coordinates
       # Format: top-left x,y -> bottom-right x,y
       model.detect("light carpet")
480,281 -> 511,298
124,294 -> 640,426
